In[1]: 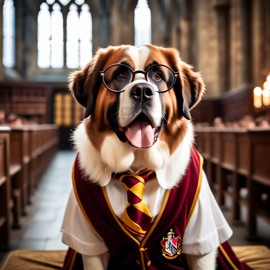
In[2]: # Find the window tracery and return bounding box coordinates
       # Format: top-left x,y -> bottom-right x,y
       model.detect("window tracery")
37,0 -> 92,69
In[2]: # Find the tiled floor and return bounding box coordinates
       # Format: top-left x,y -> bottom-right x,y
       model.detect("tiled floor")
1,150 -> 270,264
9,151 -> 76,252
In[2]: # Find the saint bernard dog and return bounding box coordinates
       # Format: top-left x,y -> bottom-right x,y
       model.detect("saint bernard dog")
61,45 -> 237,270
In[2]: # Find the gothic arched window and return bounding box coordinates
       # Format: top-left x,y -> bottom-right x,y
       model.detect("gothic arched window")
51,3 -> 64,68
2,0 -> 15,68
37,0 -> 92,69
66,3 -> 92,68
134,0 -> 151,46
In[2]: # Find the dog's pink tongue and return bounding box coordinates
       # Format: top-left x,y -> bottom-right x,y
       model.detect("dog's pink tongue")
125,119 -> 154,148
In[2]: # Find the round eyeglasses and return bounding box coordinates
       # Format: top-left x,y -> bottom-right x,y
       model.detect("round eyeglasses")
100,63 -> 179,93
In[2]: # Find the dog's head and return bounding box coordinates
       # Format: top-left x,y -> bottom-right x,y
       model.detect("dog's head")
70,45 -> 205,188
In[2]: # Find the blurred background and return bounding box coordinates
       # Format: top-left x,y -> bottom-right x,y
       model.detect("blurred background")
0,0 -> 269,147
0,0 -> 270,263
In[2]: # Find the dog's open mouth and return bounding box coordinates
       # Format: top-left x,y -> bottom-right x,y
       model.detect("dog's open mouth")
118,114 -> 161,148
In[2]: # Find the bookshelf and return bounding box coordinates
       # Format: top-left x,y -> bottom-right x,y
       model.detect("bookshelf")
0,86 -> 47,123
0,81 -> 84,149
0,81 -> 66,124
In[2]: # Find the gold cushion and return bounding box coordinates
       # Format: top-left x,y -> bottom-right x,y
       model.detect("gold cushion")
0,250 -> 66,270
0,246 -> 270,270
233,246 -> 270,270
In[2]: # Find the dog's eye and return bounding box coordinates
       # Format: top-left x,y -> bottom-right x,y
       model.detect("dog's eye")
153,71 -> 163,82
116,72 -> 127,81
150,69 -> 166,82
113,69 -> 129,82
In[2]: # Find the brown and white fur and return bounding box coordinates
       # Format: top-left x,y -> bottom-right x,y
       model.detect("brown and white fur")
69,45 -> 216,269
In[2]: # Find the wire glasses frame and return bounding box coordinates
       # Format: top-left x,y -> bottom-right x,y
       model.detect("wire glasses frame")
100,63 -> 179,93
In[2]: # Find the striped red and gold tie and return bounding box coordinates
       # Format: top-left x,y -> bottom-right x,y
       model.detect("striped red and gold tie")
117,170 -> 156,237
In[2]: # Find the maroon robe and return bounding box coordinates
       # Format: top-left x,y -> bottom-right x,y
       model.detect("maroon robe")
63,148 -> 252,270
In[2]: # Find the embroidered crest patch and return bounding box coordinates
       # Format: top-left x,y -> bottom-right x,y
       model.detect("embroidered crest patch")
160,229 -> 182,259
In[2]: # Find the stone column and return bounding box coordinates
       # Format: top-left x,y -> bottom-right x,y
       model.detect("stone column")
252,0 -> 270,86
149,0 -> 165,46
84,0 -> 111,53
122,1 -> 136,46
178,0 -> 193,64
214,0 -> 230,92
18,0 -> 38,79
239,0 -> 251,85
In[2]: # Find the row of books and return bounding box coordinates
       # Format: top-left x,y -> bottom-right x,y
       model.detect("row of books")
0,89 -> 47,103
0,102 -> 46,115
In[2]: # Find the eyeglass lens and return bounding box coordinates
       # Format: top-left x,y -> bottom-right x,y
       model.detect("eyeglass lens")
103,65 -> 133,92
147,65 -> 175,92
102,64 -> 175,92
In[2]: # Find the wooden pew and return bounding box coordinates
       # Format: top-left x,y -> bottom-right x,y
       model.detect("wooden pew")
10,127 -> 31,215
196,128 -> 223,198
247,129 -> 270,238
34,125 -> 59,186
196,128 -> 230,206
219,128 -> 270,237
9,125 -> 59,229
22,128 -> 31,210
27,125 -> 58,197
218,130 -> 236,204
195,126 -> 270,238
0,127 -> 11,250
195,127 -> 213,185
204,128 -> 222,197
28,126 -> 38,197
218,129 -> 248,220
234,130 -> 250,221
9,127 -> 34,227
0,124 -> 59,250
9,128 -> 25,228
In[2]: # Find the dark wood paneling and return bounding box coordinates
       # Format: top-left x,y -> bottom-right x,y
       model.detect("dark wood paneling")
192,85 -> 270,124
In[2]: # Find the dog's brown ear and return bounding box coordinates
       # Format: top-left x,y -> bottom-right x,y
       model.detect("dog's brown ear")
177,62 -> 205,120
162,47 -> 205,120
69,64 -> 91,117
68,48 -> 113,118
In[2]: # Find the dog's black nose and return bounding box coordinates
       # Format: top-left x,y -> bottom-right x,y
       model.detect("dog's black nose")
131,83 -> 154,102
